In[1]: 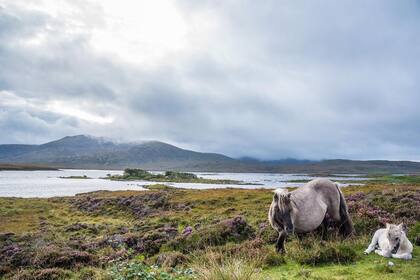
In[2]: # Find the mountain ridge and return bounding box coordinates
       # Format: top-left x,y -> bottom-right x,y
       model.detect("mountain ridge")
0,135 -> 237,170
1,135 -> 420,173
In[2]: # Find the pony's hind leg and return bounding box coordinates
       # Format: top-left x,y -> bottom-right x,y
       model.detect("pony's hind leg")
313,216 -> 329,240
321,213 -> 338,239
392,253 -> 412,260
335,184 -> 354,237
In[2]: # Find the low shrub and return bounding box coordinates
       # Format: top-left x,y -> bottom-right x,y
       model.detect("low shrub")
78,267 -> 109,280
0,244 -> 31,275
165,216 -> 255,253
165,171 -> 197,180
32,244 -> 96,269
154,252 -> 189,268
10,268 -> 72,280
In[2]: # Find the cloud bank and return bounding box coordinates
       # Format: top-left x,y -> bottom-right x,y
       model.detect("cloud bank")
1,0 -> 420,160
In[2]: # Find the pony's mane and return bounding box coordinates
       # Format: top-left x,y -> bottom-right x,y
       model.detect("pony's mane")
273,188 -> 288,197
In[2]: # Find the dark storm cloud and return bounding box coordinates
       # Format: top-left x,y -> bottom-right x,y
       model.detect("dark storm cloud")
1,0 -> 420,160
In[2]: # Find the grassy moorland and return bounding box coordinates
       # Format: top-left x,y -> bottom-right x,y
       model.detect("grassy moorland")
289,174 -> 420,186
0,177 -> 419,279
105,168 -> 256,185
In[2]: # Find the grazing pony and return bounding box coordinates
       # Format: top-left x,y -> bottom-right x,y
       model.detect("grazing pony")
268,178 -> 354,253
364,223 -> 413,260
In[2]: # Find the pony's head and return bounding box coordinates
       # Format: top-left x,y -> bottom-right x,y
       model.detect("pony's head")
273,189 -> 294,234
386,223 -> 407,254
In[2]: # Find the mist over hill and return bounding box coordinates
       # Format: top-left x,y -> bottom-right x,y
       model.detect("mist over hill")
0,135 -> 420,173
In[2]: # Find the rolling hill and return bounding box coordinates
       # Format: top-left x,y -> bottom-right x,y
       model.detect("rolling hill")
0,135 -> 420,173
0,135 -> 237,170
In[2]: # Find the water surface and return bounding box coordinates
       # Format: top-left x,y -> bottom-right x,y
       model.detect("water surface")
0,169 -> 366,198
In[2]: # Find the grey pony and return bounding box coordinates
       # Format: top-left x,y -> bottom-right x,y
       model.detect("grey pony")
268,178 -> 354,253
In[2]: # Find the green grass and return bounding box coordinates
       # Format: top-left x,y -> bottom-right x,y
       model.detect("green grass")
264,245 -> 420,280
289,174 -> 420,186
366,175 -> 420,185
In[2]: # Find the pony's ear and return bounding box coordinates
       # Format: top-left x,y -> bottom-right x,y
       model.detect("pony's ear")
398,223 -> 408,233
386,223 -> 390,229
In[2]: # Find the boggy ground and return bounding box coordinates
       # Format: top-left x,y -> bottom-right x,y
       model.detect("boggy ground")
0,181 -> 419,280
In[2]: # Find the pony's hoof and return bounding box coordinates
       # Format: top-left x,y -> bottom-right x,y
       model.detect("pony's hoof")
276,248 -> 286,254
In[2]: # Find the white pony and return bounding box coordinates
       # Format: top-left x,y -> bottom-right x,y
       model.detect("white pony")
364,223 -> 413,260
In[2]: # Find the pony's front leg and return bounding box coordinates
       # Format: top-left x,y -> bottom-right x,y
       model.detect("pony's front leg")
275,230 -> 287,253
375,249 -> 391,258
364,230 -> 380,254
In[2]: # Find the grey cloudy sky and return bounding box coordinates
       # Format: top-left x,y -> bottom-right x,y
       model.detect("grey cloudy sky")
1,0 -> 420,160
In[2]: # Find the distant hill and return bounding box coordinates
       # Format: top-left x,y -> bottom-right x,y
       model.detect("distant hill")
0,135 -> 420,173
0,135 -> 237,170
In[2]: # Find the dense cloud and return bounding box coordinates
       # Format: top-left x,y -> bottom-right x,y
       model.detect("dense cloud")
1,0 -> 420,160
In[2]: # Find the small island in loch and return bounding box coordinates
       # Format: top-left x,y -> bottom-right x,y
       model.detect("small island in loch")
105,168 -> 258,185
59,175 -> 92,179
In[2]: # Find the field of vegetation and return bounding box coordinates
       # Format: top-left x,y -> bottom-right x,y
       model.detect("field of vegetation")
105,168 -> 255,185
0,175 -> 419,279
0,164 -> 57,171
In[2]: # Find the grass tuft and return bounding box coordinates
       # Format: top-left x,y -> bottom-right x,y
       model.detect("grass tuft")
191,250 -> 263,280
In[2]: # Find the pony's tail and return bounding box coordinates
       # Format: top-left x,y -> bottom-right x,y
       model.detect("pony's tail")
335,183 -> 354,237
